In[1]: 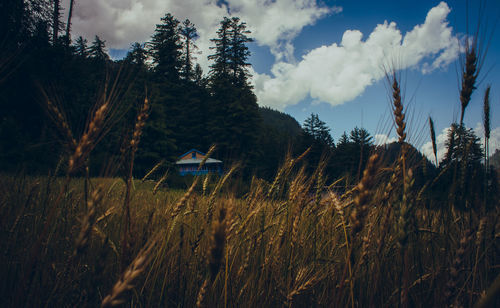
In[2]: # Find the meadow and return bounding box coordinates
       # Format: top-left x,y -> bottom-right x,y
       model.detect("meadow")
1,125 -> 499,307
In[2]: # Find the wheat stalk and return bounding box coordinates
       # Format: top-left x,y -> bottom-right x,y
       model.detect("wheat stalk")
46,99 -> 77,151
101,234 -> 159,308
350,154 -> 379,236
460,44 -> 478,125
68,101 -> 109,174
391,73 -> 406,144
429,116 -> 438,166
73,186 -> 103,257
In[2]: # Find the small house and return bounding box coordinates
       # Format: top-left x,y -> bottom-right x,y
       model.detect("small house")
175,149 -> 223,176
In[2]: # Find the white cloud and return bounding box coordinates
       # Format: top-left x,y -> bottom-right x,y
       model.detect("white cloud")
375,134 -> 397,146
421,126 -> 451,164
62,1 -> 460,110
474,123 -> 500,156
420,123 -> 500,164
252,1 -> 460,110
62,0 -> 334,70
226,0 -> 335,61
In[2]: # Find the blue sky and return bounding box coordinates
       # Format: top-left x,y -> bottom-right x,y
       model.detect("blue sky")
258,0 -> 500,161
61,0 -> 500,161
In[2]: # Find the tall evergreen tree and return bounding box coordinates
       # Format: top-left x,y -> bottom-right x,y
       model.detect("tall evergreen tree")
137,13 -> 185,172
73,36 -> 88,57
52,0 -> 60,43
125,42 -> 147,67
350,126 -> 373,181
441,123 -> 483,167
337,131 -> 349,147
303,113 -> 334,147
436,123 -> 485,209
149,13 -> 182,81
299,113 -> 334,174
350,126 -> 373,146
65,0 -> 74,40
208,17 -> 260,167
88,35 -> 109,60
228,17 -> 253,84
179,19 -> 198,81
208,17 -> 232,79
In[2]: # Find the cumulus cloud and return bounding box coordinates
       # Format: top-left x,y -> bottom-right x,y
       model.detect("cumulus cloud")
420,123 -> 500,164
252,1 -> 460,110
62,0 -> 334,68
474,123 -> 500,156
420,126 -> 452,164
374,134 -> 397,146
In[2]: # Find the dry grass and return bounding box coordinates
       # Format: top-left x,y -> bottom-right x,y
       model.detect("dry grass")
0,149 -> 498,307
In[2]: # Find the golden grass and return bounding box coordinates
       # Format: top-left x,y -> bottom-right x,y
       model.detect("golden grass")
1,153 -> 498,308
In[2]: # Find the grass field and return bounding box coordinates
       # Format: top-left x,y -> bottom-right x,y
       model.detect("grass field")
1,149 -> 499,307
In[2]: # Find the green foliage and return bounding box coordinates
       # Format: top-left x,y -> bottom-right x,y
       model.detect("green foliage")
441,123 -> 483,167
302,113 -> 334,147
179,19 -> 198,81
435,123 -> 486,210
149,13 -> 182,81
254,107 -> 302,180
73,36 -> 89,57
125,42 -> 147,67
88,35 -> 109,61
207,16 -> 260,168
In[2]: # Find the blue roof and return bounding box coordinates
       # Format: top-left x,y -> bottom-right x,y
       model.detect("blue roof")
175,158 -> 222,165
178,149 -> 205,158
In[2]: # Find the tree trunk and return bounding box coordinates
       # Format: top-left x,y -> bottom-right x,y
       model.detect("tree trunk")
66,0 -> 75,42
52,0 -> 60,44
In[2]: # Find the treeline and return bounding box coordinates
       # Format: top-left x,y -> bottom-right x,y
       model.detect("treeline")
0,2 -> 265,177
0,1 -> 497,206
0,0 -> 384,182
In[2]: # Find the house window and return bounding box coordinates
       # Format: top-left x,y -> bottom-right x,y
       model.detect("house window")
192,152 -> 196,159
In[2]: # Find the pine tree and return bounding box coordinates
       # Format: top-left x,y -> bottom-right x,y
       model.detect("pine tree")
193,63 -> 206,86
52,0 -> 60,44
149,13 -> 182,81
125,42 -> 147,66
228,17 -> 253,85
303,113 -> 334,147
0,0 -> 52,44
138,13 -> 185,171
349,126 -> 373,181
441,123 -> 483,167
208,17 -> 260,166
337,131 -> 349,147
65,0 -> 74,40
350,127 -> 373,147
208,17 -> 232,79
88,35 -> 109,60
179,19 -> 198,81
438,123 -> 485,209
73,36 -> 88,57
299,113 -> 334,174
